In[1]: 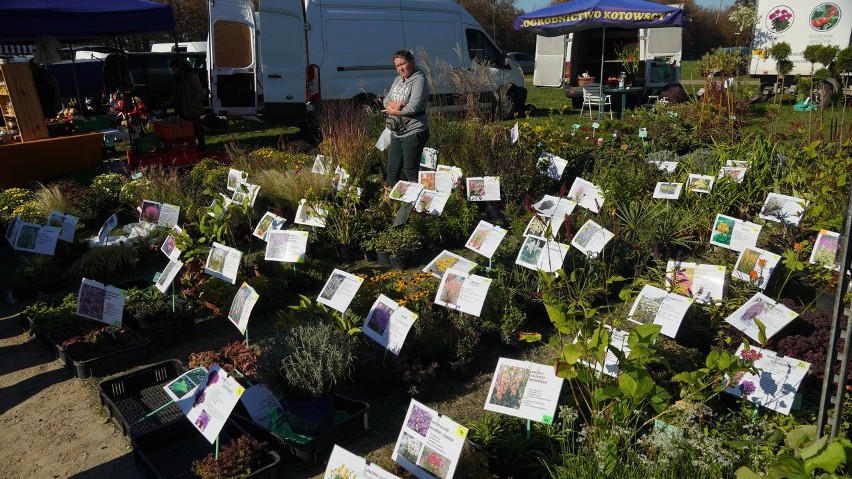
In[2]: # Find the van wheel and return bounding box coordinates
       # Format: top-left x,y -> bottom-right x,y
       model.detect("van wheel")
493,84 -> 520,120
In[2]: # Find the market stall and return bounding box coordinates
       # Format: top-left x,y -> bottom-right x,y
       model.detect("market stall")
0,0 -> 175,188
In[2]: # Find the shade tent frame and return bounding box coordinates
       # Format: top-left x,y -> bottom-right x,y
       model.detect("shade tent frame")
514,0 -> 684,119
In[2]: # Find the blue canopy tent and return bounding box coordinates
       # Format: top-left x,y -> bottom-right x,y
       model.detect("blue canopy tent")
0,0 -> 175,42
514,0 -> 684,118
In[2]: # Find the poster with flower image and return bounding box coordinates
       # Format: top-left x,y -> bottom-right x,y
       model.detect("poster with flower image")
139,199 -> 180,228
363,294 -> 418,356
515,236 -> 570,273
393,399 -> 467,479
766,5 -> 793,33
12,221 -> 60,255
163,367 -> 208,402
48,211 -> 78,243
484,357 -> 564,424
686,174 -> 715,194
420,147 -> 438,170
465,176 -> 501,201
759,192 -> 807,226
464,220 -> 507,259
570,219 -> 614,258
626,284 -> 694,338
434,268 -> 492,317
717,166 -> 747,183
665,261 -> 726,304
809,229 -> 840,270
265,230 -> 309,263
228,282 -> 258,335
418,170 -> 453,193
227,168 -> 248,191
732,246 -> 781,290
155,258 -> 183,293
709,214 -> 762,252
414,189 -> 450,215
652,182 -> 683,200
97,213 -> 118,245
648,159 -> 678,173
253,211 -> 286,241
325,445 -> 401,479
160,225 -> 183,260
390,181 -> 424,203
5,215 -> 21,246
725,292 -> 798,342
532,194 -> 577,219
311,155 -> 330,175
176,364 -> 246,444
423,250 -> 477,279
232,182 -> 261,207
204,242 -> 244,284
567,177 -> 604,213
294,200 -> 326,227
76,278 -> 126,327
436,164 -> 463,187
538,151 -> 568,180
724,344 -> 810,415
317,268 -> 364,313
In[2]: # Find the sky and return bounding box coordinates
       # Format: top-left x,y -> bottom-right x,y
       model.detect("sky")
515,0 -> 735,13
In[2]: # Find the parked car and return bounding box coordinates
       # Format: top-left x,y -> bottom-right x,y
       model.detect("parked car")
507,51 -> 535,75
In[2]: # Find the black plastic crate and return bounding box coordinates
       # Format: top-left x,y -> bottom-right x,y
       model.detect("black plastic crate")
98,360 -> 187,439
132,418 -> 280,479
232,394 -> 369,467
47,326 -> 151,379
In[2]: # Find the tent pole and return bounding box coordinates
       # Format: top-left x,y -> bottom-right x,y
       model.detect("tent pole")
598,26 -> 606,120
69,43 -> 83,112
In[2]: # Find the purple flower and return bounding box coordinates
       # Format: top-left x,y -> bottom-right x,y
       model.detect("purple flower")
740,380 -> 756,397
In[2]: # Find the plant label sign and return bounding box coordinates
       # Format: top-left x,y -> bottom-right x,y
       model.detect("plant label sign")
163,367 -> 209,402
665,261 -> 726,304
724,344 -> 810,415
327,445 -> 401,479
317,268 -> 364,313
516,236 -> 570,273
810,229 -> 840,270
76,278 -> 126,327
294,200 -> 326,228
4,215 -> 21,246
709,214 -> 762,252
420,147 -> 438,169
231,182 -> 260,207
423,250 -> 477,280
732,246 -> 781,290
418,170 -> 453,193
434,268 -> 492,317
484,357 -> 564,424
759,192 -> 807,226
626,284 -> 693,339
363,294 -> 417,356
532,194 -> 577,219
538,152 -> 568,180
414,189 -> 450,216
649,160 -> 679,173
389,180 -> 424,203
436,164 -> 464,187
264,230 -> 308,263
578,325 -> 629,377
97,213 -> 118,245
652,182 -> 683,200
11,221 -> 60,256
228,282 -> 258,335
725,292 -> 797,342
567,177 -> 604,213
686,174 -> 715,194
176,364 -> 245,444
226,168 -> 248,191
570,219 -> 614,258
238,384 -> 287,434
465,176 -> 501,202
140,199 -> 180,228
638,127 -> 648,138
204,242 -> 244,285
154,259 -> 183,294
465,220 -> 507,259
160,225 -> 183,260
393,399 -> 467,479
48,211 -> 78,243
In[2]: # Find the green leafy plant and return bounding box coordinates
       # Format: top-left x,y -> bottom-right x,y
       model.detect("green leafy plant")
23,293 -> 82,336
736,425 -> 852,479
69,244 -> 139,282
371,225 -> 421,256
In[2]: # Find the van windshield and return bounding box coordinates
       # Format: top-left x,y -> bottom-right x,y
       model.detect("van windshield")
466,29 -> 504,68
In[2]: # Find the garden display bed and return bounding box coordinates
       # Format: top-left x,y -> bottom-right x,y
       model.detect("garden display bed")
98,360 -> 187,439
232,394 -> 369,467
47,325 -> 151,379
131,418 -> 281,479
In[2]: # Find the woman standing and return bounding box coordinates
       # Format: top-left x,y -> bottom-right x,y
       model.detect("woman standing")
382,50 -> 429,185
164,58 -> 206,151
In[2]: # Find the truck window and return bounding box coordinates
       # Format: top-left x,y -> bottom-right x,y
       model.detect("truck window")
465,29 -> 504,68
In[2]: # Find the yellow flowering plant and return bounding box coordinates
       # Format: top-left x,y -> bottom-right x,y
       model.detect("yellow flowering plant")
353,269 -> 438,314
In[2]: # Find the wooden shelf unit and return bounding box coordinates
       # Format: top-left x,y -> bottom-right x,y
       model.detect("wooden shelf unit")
0,62 -> 48,143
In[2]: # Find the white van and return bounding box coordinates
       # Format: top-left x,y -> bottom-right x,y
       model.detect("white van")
151,41 -> 207,54
207,0 -> 527,127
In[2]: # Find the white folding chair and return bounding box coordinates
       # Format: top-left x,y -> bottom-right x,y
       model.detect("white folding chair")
581,84 -> 612,119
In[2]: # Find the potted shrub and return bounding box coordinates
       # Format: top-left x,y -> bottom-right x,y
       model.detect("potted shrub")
22,292 -> 84,341
0,253 -> 66,304
191,435 -> 275,479
372,226 -> 422,270
322,187 -> 361,262
448,314 -> 481,378
257,321 -> 357,436
124,287 -> 193,347
188,340 -> 261,382
49,323 -> 150,379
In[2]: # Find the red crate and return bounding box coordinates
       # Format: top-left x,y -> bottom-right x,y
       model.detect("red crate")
162,137 -> 195,152
152,120 -> 194,140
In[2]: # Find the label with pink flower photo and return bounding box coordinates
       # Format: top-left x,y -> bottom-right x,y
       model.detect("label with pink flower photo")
393,399 -> 467,479
176,364 -> 246,444
464,220 -> 507,259
665,261 -> 726,304
76,278 -> 126,327
724,344 -> 810,415
567,177 -> 604,213
465,176 -> 501,201
434,268 -> 492,317
809,229 -> 840,270
724,292 -> 798,342
484,357 -> 564,424
765,5 -> 794,33
325,445 -> 401,479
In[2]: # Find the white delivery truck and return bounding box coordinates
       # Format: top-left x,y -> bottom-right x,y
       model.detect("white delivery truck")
749,0 -> 852,102
533,25 -> 682,108
207,0 -> 527,128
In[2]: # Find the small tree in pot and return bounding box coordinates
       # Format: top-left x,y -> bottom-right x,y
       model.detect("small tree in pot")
258,321 -> 357,436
